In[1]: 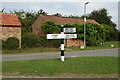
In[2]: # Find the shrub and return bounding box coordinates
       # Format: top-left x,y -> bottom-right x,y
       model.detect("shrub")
22,33 -> 61,48
49,40 -> 61,48
36,35 -> 60,48
0,40 -> 2,50
5,37 -> 19,50
22,33 -> 38,48
1,40 -> 6,50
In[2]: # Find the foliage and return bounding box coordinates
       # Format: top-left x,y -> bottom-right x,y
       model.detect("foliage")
118,30 -> 120,41
82,8 -> 118,41
52,13 -> 62,17
68,14 -> 82,19
22,33 -> 38,48
41,21 -> 60,34
4,37 -> 19,50
0,8 -> 5,13
22,33 -> 60,48
1,40 -> 6,49
11,9 -> 48,34
0,40 -> 2,50
64,23 -> 110,46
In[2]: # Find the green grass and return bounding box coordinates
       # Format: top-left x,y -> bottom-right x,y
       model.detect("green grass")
2,48 -> 60,54
2,41 -> 120,54
66,41 -> 120,51
2,57 -> 118,78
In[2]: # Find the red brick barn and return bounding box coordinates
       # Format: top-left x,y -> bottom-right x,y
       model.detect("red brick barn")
0,13 -> 22,48
32,15 -> 98,47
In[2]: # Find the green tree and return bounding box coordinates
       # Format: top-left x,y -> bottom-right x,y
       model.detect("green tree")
0,8 -> 5,13
52,13 -> 62,17
82,8 -> 118,41
11,9 -> 47,34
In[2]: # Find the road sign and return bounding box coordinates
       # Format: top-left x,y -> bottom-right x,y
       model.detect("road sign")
47,34 -> 63,39
47,34 -> 77,39
64,34 -> 77,38
63,28 -> 76,33
47,25 -> 77,62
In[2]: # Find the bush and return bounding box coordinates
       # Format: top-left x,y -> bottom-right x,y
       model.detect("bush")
37,35 -> 61,48
0,40 -> 2,50
5,37 -> 19,50
1,40 -> 6,50
86,38 -> 98,46
22,33 -> 38,48
50,40 -> 61,48
22,33 -> 61,48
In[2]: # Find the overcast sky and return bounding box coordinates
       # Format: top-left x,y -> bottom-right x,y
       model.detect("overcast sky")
1,0 -> 120,30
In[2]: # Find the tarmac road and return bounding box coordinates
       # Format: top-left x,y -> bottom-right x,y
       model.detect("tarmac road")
2,48 -> 119,61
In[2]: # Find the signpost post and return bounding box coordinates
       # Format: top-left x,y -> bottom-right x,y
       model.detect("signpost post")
47,25 -> 77,61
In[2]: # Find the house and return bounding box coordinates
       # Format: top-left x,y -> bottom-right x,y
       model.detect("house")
32,15 -> 98,47
0,13 -> 22,48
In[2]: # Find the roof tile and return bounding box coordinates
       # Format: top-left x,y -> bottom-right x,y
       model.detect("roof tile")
32,15 -> 99,29
0,13 -> 21,26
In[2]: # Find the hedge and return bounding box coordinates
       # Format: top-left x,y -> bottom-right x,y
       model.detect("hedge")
22,33 -> 60,48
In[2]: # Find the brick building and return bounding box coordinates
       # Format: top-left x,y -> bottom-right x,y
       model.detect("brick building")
0,13 -> 22,48
32,15 -> 98,47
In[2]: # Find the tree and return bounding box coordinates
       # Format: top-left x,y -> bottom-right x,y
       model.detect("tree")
0,8 -> 5,13
37,9 -> 48,15
68,14 -> 82,19
11,9 -> 47,34
52,13 -> 62,17
83,8 -> 118,41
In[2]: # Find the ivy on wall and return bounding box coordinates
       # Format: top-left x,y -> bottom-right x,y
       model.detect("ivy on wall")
40,21 -> 110,46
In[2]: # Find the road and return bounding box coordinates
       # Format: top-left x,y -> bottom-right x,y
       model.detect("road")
2,48 -> 119,61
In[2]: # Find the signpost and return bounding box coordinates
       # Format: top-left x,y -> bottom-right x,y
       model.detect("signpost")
63,28 -> 76,33
47,34 -> 77,39
47,25 -> 77,61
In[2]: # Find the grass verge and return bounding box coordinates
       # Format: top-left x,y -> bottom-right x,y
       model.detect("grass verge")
2,57 -> 119,78
65,41 -> 120,51
2,48 -> 60,54
2,41 -> 120,54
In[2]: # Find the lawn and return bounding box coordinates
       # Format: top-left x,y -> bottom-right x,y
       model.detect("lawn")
65,41 -> 120,51
2,57 -> 119,78
2,48 -> 60,54
2,41 -> 120,54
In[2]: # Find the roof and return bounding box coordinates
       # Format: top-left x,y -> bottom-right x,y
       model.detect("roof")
32,15 -> 99,29
0,13 -> 21,26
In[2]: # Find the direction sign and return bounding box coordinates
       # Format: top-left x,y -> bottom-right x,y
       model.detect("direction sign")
47,34 -> 63,39
64,34 -> 77,38
47,34 -> 77,39
63,28 -> 76,33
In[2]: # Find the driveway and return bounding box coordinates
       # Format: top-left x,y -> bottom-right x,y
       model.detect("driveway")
2,48 -> 119,61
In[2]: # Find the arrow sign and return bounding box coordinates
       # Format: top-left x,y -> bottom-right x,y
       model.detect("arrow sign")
47,34 -> 63,39
47,34 -> 77,39
63,28 -> 76,33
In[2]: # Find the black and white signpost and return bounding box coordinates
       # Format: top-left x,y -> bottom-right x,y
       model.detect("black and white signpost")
47,25 -> 77,61
61,25 -> 64,61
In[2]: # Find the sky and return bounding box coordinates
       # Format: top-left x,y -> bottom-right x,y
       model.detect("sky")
1,0 -> 120,30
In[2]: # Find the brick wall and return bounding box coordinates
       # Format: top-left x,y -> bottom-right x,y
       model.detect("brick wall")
65,39 -> 84,47
0,27 -> 21,48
